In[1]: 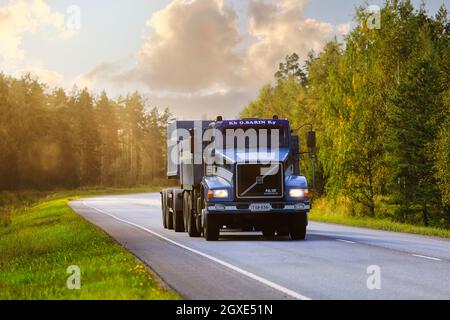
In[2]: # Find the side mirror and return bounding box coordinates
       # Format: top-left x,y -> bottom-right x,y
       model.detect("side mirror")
307,131 -> 316,149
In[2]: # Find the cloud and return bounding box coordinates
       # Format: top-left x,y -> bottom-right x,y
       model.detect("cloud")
0,0 -> 75,67
244,0 -> 335,85
119,0 -> 242,93
336,22 -> 351,35
78,0 -> 351,117
73,62 -> 120,90
80,0 -> 245,94
13,66 -> 63,88
148,89 -> 256,120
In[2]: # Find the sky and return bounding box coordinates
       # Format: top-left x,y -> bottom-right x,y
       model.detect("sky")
0,0 -> 447,119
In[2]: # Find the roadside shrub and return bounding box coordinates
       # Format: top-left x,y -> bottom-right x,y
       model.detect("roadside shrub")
0,192 -> 18,207
0,207 -> 12,227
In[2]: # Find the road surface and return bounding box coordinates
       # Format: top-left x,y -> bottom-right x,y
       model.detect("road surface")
69,193 -> 450,300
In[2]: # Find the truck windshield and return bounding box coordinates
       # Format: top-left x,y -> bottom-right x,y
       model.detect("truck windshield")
218,126 -> 289,150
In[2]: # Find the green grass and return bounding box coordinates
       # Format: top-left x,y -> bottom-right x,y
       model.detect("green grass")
0,187 -> 180,300
310,197 -> 450,239
1,186 -> 169,207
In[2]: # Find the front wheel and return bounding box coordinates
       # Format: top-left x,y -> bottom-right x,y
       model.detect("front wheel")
290,214 -> 307,240
204,214 -> 220,241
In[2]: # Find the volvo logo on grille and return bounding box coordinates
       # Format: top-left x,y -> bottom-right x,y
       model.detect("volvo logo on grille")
236,163 -> 284,198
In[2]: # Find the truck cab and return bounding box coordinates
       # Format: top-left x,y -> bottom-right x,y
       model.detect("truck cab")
161,117 -> 311,241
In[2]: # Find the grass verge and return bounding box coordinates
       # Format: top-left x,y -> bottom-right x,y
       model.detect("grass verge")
0,187 -> 180,300
310,198 -> 450,239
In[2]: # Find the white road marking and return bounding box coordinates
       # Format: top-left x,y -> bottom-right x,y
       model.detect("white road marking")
336,239 -> 356,244
81,201 -> 312,300
412,254 -> 442,261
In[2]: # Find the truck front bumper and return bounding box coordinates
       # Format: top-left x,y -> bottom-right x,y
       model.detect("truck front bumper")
204,201 -> 310,228
206,201 -> 311,214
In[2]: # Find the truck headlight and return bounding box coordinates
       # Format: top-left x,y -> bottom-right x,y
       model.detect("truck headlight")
208,189 -> 229,199
289,189 -> 309,198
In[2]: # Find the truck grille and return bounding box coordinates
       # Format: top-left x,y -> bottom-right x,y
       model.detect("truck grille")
236,163 -> 284,199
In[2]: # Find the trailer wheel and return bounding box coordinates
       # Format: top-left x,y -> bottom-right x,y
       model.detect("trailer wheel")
173,190 -> 185,233
183,191 -> 189,231
166,210 -> 174,230
290,214 -> 307,241
185,191 -> 201,237
161,191 -> 167,229
173,209 -> 185,232
165,191 -> 174,230
204,214 -> 220,241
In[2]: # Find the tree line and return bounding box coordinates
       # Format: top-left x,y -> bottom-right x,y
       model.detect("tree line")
0,75 -> 170,191
241,1 -> 450,228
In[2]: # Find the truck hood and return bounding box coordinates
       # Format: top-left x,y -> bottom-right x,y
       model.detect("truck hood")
215,148 -> 290,164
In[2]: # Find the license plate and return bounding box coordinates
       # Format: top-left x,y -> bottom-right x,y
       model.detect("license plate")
249,203 -> 272,212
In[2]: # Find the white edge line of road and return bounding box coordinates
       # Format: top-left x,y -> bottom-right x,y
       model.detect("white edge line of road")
335,239 -> 443,262
336,239 -> 356,244
412,254 -> 442,261
81,201 -> 312,301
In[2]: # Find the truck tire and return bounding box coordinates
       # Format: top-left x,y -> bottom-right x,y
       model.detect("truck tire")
173,209 -> 185,232
183,191 -> 189,230
165,191 -> 174,230
195,190 -> 204,232
166,210 -> 174,230
172,190 -> 185,233
184,191 -> 201,237
290,214 -> 307,240
161,191 -> 167,229
204,214 -> 220,241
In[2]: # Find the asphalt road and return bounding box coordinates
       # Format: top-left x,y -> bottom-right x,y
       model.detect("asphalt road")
69,193 -> 450,300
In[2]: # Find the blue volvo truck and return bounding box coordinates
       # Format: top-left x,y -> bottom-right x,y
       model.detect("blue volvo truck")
161,116 -> 313,241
